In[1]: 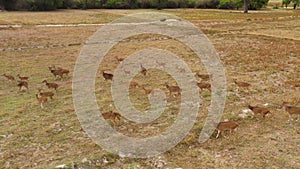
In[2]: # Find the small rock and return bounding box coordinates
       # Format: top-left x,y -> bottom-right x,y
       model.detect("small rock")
55,164 -> 66,169
215,154 -> 221,158
102,157 -> 109,164
242,109 -> 252,113
263,103 -> 269,107
81,157 -> 88,163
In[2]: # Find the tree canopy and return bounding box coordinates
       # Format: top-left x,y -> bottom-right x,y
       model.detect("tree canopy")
0,0 -> 272,11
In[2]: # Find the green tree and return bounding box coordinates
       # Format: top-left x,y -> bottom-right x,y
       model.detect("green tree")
27,0 -> 63,10
282,0 -> 291,8
0,0 -> 18,10
292,0 -> 299,9
248,0 -> 268,9
157,0 -> 167,9
218,0 -> 243,9
244,0 -> 248,13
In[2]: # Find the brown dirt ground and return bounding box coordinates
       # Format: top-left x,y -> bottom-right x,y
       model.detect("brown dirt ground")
0,8 -> 299,169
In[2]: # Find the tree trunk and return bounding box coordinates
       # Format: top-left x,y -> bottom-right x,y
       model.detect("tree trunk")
294,4 -> 297,9
244,0 -> 248,13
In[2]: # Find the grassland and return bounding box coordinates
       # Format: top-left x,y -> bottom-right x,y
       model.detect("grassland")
0,8 -> 300,169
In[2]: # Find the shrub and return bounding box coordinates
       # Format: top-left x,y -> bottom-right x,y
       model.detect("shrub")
217,0 -> 243,9
249,0 -> 269,9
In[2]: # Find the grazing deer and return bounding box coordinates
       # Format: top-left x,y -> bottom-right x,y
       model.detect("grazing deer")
165,82 -> 181,96
282,102 -> 300,120
197,82 -> 211,91
36,94 -> 47,109
102,111 -> 121,128
102,71 -> 113,81
59,68 -> 69,77
38,89 -> 54,100
142,87 -> 152,95
234,79 -> 250,88
2,74 -> 15,81
49,65 -> 70,77
49,67 -> 64,79
197,73 -> 210,80
42,80 -> 58,91
156,60 -> 166,67
130,81 -> 139,88
17,81 -> 28,91
17,74 -> 29,81
216,121 -> 239,138
141,64 -> 147,76
248,105 -> 271,118
116,56 -> 124,62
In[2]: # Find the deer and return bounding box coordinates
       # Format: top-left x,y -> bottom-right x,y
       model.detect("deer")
42,80 -> 58,91
102,71 -> 113,81
197,82 -> 211,91
130,81 -> 139,88
38,89 -> 54,100
36,94 -> 47,109
282,102 -> 300,120
248,105 -> 271,118
17,74 -> 29,81
116,56 -> 124,62
2,74 -> 15,81
141,64 -> 147,76
197,73 -> 210,80
234,79 -> 251,88
59,68 -> 70,77
49,67 -> 64,79
102,111 -> 121,128
165,82 -> 181,96
216,121 -> 239,138
17,81 -> 28,91
49,66 -> 69,78
142,87 -> 152,95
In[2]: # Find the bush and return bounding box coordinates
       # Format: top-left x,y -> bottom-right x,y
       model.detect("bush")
196,0 -> 219,8
249,0 -> 269,9
26,0 -> 63,11
0,0 -> 18,10
166,0 -> 178,8
217,0 -> 242,9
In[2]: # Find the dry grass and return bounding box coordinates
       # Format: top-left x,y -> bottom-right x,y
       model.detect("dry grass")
0,8 -> 299,168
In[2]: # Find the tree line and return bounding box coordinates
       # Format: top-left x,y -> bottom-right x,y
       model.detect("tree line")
0,0 -> 298,11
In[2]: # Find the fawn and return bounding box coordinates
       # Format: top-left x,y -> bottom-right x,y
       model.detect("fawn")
17,81 -> 28,91
102,71 -> 113,81
197,82 -> 211,91
165,82 -> 181,96
102,111 -> 121,128
38,89 -> 54,100
197,73 -> 210,80
17,74 -> 29,81
234,79 -> 250,88
130,81 -> 139,88
216,121 -> 239,138
36,94 -> 47,109
142,87 -> 152,95
2,74 -> 15,81
282,102 -> 300,120
248,105 -> 271,118
116,56 -> 124,62
141,64 -> 147,76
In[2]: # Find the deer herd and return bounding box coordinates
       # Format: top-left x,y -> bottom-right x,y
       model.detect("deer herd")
2,61 -> 299,140
2,65 -> 67,109
100,63 -> 299,139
